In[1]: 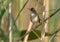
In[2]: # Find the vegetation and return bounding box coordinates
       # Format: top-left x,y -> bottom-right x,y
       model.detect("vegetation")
0,0 -> 60,42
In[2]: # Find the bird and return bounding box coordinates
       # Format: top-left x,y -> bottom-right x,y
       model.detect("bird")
29,8 -> 40,24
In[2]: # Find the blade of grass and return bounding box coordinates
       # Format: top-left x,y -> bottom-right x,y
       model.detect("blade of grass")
49,29 -> 60,42
9,14 -> 18,32
15,0 -> 29,21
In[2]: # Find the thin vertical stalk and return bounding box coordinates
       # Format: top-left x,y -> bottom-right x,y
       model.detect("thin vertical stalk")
23,21 -> 33,42
40,0 -> 49,42
18,0 -> 23,30
9,2 -> 12,42
44,0 -> 49,42
40,0 -> 45,42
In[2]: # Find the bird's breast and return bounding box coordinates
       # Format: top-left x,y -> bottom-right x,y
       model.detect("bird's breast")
32,16 -> 39,22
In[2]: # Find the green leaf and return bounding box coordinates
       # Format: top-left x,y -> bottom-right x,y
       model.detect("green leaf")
19,30 -> 41,41
0,8 -> 6,27
0,8 -> 5,19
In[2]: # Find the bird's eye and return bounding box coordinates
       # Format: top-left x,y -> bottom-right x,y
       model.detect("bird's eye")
30,8 -> 34,10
